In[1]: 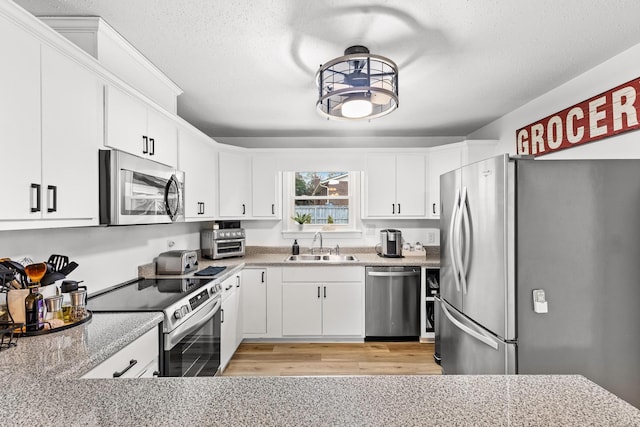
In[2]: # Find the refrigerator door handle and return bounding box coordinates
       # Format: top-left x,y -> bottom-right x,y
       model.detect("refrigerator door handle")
460,186 -> 470,295
454,187 -> 466,293
449,188 -> 461,292
441,300 -> 499,350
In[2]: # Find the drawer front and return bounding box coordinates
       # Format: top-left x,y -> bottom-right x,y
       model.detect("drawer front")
282,266 -> 364,283
82,327 -> 159,379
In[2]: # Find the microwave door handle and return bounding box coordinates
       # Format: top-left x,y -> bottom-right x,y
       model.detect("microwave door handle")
164,175 -> 180,221
441,300 -> 498,350
449,188 -> 461,293
459,186 -> 470,295
164,179 -> 173,220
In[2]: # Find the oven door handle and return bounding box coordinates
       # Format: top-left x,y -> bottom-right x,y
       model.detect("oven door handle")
164,297 -> 221,351
215,239 -> 244,244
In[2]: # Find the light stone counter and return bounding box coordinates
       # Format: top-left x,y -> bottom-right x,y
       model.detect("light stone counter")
144,247 -> 439,283
190,246 -> 440,275
6,250 -> 633,425
2,303 -> 640,425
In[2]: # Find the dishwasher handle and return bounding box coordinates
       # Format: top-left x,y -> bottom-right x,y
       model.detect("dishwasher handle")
367,271 -> 420,277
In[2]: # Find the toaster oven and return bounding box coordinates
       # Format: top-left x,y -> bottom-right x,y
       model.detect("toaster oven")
201,229 -> 245,260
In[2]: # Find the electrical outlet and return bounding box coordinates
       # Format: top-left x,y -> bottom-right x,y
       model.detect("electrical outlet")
426,230 -> 436,244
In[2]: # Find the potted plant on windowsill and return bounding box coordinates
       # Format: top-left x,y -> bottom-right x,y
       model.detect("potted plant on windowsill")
291,213 -> 311,230
322,215 -> 336,231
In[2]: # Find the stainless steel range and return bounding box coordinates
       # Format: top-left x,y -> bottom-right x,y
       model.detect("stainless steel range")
88,276 -> 223,377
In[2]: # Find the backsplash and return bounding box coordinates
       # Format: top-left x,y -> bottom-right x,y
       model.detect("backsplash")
0,223 -> 203,295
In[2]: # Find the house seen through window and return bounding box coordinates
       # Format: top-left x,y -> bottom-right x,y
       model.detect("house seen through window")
294,172 -> 350,225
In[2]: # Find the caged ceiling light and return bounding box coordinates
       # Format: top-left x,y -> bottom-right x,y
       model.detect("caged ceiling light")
316,45 -> 399,121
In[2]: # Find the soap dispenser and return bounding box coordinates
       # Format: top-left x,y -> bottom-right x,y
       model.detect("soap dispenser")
292,239 -> 300,255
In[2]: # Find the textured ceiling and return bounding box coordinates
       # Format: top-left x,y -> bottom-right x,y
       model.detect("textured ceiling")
14,0 -> 640,148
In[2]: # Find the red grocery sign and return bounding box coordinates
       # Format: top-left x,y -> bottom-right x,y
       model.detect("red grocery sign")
516,77 -> 640,156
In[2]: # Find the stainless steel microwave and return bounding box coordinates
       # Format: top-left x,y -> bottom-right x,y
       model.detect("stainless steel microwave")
99,150 -> 184,225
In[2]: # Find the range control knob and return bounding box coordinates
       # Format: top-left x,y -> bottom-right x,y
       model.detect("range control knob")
173,305 -> 189,320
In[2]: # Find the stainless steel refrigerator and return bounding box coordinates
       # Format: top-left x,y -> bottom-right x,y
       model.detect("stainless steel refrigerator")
439,153 -> 640,408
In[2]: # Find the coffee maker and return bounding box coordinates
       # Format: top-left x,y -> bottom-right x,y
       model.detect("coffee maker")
376,229 -> 403,258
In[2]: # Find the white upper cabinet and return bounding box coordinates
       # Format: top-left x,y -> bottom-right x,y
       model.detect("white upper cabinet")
41,45 -> 101,222
364,154 -> 426,218
427,146 -> 462,219
0,14 -> 42,222
251,154 -> 280,218
178,127 -> 217,220
104,84 -> 177,167
426,141 -> 497,219
218,150 -> 252,218
0,13 -> 100,228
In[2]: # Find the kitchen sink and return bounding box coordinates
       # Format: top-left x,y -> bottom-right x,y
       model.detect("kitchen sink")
285,254 -> 359,262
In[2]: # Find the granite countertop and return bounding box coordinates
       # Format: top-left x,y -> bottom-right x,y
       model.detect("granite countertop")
190,246 -> 440,274
2,300 -> 640,425
143,247 -> 440,282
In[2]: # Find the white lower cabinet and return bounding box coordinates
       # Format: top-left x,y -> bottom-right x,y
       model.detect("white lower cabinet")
281,267 -> 364,337
82,327 -> 159,379
242,268 -> 267,334
220,273 -> 242,372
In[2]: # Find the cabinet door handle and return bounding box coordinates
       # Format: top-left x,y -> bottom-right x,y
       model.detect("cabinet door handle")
323,286 -> 327,299
142,136 -> 148,154
236,275 -> 240,287
271,204 -> 275,215
392,204 -> 395,214
47,185 -> 57,213
113,359 -> 137,378
221,308 -> 224,323
261,271 -> 265,283
398,204 -> 401,214
30,183 -> 41,213
317,286 -> 320,299
149,138 -> 155,156
201,202 -> 205,215
433,203 -> 436,215
242,204 -> 246,215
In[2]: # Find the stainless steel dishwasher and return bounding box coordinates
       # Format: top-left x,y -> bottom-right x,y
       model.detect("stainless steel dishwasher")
365,266 -> 421,340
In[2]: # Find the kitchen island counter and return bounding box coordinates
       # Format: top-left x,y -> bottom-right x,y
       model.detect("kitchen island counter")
1,312 -> 639,425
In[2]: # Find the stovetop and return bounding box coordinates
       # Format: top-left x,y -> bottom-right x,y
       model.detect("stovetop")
87,277 -> 216,312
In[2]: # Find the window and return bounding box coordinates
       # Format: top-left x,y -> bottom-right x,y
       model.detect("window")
289,172 -> 355,228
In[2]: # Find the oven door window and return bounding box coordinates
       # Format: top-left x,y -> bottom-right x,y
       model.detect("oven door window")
165,309 -> 221,377
121,169 -> 171,216
216,240 -> 244,254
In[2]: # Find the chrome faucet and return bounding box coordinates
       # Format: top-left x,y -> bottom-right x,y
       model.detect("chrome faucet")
311,231 -> 324,254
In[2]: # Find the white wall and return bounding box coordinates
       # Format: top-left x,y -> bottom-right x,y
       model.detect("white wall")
0,222 -> 203,295
468,42 -> 640,159
9,38 -> 640,296
244,219 -> 440,250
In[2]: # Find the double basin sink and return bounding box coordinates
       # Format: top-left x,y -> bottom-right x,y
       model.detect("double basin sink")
285,254 -> 359,262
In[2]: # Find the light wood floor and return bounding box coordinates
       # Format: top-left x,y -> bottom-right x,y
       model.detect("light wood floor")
222,341 -> 441,376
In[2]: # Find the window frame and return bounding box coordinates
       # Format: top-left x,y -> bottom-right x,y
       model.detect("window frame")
283,171 -> 361,233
